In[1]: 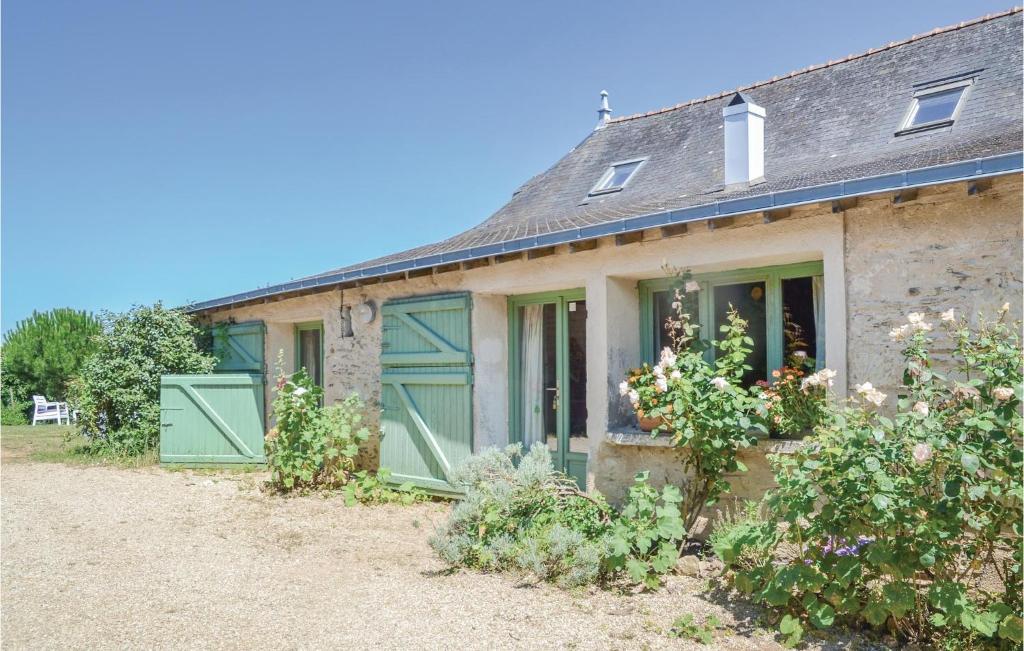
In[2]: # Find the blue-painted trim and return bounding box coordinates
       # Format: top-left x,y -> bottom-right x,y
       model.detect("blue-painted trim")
188,151 -> 1023,312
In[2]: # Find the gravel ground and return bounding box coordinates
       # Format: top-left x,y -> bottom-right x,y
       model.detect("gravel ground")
2,461 -> 874,650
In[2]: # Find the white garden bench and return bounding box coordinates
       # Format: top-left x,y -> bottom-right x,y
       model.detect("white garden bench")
31,395 -> 70,426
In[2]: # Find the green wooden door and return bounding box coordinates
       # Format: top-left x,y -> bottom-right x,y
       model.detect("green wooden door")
159,374 -> 267,465
212,321 -> 265,374
380,293 -> 473,495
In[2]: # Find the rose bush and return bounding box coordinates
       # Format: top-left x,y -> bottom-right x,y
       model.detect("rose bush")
715,306 -> 1023,648
620,283 -> 766,530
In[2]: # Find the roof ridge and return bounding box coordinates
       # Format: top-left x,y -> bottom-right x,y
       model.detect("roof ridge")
607,7 -> 1022,124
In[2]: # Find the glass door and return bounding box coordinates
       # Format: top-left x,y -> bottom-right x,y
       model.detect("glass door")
510,290 -> 587,488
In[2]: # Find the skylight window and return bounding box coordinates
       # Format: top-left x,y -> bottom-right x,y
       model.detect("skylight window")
589,158 -> 645,196
898,79 -> 971,134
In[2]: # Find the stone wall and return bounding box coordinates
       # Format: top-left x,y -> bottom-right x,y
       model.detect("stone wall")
844,175 -> 1023,400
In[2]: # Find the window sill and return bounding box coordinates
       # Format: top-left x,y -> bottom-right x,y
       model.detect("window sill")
894,119 -> 954,136
605,428 -> 807,455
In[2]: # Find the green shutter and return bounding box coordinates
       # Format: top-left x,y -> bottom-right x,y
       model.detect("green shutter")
380,293 -> 473,495
212,321 -> 265,374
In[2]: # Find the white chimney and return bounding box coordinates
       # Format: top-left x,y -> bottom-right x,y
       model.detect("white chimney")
722,92 -> 766,187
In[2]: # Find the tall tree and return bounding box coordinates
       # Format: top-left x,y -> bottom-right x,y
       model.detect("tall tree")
1,308 -> 102,402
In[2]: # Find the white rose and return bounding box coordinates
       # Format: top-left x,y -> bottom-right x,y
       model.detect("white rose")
655,377 -> 669,393
659,347 -> 677,368
864,388 -> 887,407
710,377 -> 729,391
889,324 -> 909,341
912,401 -> 929,416
800,375 -> 821,393
993,386 -> 1014,401
854,382 -> 875,395
793,350 -> 807,359
912,442 -> 933,464
293,387 -> 308,397
618,381 -> 630,397
670,369 -> 682,380
628,389 -> 639,405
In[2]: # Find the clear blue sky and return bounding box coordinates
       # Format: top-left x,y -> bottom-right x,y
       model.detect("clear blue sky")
2,0 -> 1011,331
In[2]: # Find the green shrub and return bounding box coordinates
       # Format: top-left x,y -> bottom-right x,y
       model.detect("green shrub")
341,468 -> 427,506
1,308 -> 101,403
68,304 -> 214,455
265,362 -> 369,492
605,472 -> 686,589
708,500 -> 775,572
0,400 -> 30,426
430,444 -> 613,587
719,308 -> 1023,648
431,446 -> 691,590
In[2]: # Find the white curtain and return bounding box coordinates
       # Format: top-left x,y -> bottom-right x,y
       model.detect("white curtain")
521,305 -> 546,448
812,275 -> 826,370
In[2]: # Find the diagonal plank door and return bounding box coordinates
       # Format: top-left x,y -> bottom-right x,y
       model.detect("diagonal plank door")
380,293 -> 473,494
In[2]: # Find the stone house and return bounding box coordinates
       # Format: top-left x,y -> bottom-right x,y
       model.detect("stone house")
188,10 -> 1023,503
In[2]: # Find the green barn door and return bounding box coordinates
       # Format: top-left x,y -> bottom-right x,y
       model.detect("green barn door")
380,293 -> 473,495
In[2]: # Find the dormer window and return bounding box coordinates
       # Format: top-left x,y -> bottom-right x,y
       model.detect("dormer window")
897,79 -> 972,135
589,158 -> 645,196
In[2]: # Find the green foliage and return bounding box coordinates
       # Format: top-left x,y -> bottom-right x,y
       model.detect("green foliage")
718,308 -> 1023,647
341,468 -> 427,506
605,472 -> 686,589
623,285 -> 766,530
265,359 -> 369,492
669,613 -> 723,645
431,447 -> 693,590
1,400 -> 30,425
1,308 -> 102,404
67,303 -> 214,455
754,363 -> 832,439
430,444 -> 612,588
708,500 -> 777,571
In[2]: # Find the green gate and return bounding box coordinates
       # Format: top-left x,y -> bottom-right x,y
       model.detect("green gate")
159,374 -> 266,465
380,293 -> 473,495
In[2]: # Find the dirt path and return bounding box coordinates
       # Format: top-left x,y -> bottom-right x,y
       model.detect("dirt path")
1,462 -> 869,650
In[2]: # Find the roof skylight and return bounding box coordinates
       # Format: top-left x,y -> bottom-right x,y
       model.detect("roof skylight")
898,79 -> 971,134
589,158 -> 645,196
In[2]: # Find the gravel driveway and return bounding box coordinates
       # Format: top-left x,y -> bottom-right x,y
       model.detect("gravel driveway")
2,460 -> 870,650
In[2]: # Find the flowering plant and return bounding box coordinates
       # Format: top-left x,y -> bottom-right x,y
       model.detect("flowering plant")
755,364 -> 834,439
717,306 -> 1023,647
265,352 -> 370,492
620,281 -> 766,530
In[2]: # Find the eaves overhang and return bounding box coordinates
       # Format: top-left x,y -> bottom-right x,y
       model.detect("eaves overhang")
188,151 -> 1023,313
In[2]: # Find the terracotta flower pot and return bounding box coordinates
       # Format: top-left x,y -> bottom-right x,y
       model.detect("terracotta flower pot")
637,413 -> 666,432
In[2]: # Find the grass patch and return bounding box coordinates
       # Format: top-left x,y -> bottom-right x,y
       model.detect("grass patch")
1,424 -> 157,468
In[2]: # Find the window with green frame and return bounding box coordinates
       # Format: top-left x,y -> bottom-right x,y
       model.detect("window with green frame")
639,261 -> 825,386
294,321 -> 324,388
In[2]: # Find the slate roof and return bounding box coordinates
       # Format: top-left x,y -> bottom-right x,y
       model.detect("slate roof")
193,9 -> 1023,311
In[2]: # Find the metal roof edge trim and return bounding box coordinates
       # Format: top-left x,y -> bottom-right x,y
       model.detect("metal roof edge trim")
187,151 -> 1023,312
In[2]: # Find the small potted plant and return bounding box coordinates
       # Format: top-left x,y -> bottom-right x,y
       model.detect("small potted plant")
754,357 -> 834,439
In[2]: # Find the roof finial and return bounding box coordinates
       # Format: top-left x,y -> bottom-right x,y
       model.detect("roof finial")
596,90 -> 611,129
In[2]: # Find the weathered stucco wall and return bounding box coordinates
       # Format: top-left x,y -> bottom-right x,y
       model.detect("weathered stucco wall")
844,175 -> 1023,400
198,175 -> 1021,503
